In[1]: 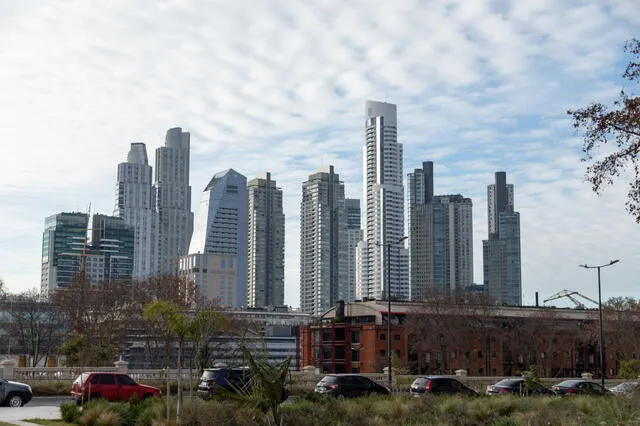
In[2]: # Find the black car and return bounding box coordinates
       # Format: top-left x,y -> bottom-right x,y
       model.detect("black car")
197,367 -> 252,399
410,376 -> 478,397
552,380 -> 611,396
0,379 -> 33,407
315,374 -> 390,398
486,378 -> 555,396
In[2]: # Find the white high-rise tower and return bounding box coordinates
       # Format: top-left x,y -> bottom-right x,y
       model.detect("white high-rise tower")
155,127 -> 194,274
115,143 -> 157,279
357,101 -> 408,301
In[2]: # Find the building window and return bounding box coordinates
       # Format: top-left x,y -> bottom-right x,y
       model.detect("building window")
351,350 -> 360,362
351,331 -> 360,343
380,349 -> 386,357
380,333 -> 386,341
478,351 -> 484,359
394,334 -> 400,341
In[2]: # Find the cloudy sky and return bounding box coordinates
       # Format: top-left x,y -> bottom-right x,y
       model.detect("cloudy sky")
1,0 -> 638,308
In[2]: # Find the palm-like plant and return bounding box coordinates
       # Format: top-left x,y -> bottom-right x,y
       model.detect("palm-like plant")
236,345 -> 291,426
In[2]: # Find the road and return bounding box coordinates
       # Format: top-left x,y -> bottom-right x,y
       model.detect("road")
0,397 -> 69,425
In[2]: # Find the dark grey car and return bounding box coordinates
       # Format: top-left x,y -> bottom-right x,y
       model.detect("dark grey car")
0,379 -> 33,407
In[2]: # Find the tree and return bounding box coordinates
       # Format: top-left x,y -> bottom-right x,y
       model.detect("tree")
568,39 -> 640,222
7,290 -> 64,366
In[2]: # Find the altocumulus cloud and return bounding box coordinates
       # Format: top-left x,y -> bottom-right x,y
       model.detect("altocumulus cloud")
0,0 -> 638,307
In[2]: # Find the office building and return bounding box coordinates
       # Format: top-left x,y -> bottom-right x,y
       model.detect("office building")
86,214 -> 135,284
182,169 -> 247,307
299,166 -> 348,315
483,172 -> 522,306
114,143 -> 157,279
155,127 -> 193,274
408,162 -> 473,300
357,101 -> 408,301
40,212 -> 90,294
247,172 -> 285,308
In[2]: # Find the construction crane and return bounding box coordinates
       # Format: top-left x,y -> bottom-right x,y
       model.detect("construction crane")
543,290 -> 599,309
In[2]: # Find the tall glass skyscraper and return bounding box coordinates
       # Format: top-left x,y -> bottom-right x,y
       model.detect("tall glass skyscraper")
345,198 -> 362,303
247,172 -> 285,308
357,101 -> 408,301
483,171 -> 522,306
408,162 -> 474,300
182,169 -> 248,308
155,127 -> 193,274
87,214 -> 135,284
40,212 -> 89,294
115,142 -> 157,279
299,166 -> 348,315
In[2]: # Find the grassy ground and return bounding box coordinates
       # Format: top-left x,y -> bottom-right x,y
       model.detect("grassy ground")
24,421 -> 74,426
39,393 -> 640,425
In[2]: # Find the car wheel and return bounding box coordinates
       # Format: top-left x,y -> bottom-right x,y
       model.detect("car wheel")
142,393 -> 153,400
7,394 -> 25,407
89,393 -> 102,402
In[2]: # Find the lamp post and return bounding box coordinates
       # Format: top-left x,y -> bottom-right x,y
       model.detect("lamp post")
579,259 -> 620,388
377,235 -> 408,390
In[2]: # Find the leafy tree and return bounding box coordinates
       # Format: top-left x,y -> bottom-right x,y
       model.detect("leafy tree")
618,359 -> 640,379
568,39 -> 640,222
522,365 -> 544,396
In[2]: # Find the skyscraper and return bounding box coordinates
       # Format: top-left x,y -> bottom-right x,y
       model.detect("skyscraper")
345,198 -> 362,303
155,127 -> 193,274
40,212 -> 135,294
115,143 -> 157,279
86,214 -> 135,284
299,166 -> 348,315
408,162 -> 474,299
247,172 -> 285,308
182,169 -> 248,308
41,212 -> 89,294
483,172 -> 522,306
357,100 -> 408,301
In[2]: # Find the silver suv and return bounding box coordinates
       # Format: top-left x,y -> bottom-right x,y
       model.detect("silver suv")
0,378 -> 33,407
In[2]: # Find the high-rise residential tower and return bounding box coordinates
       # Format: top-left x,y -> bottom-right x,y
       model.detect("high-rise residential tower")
345,198 -> 362,303
181,169 -> 248,308
155,127 -> 193,274
357,101 -> 408,301
247,172 -> 285,308
408,162 -> 473,300
299,166 -> 348,315
114,143 -> 157,279
483,172 -> 522,306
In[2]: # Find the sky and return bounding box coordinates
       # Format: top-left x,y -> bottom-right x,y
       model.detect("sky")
0,0 -> 639,309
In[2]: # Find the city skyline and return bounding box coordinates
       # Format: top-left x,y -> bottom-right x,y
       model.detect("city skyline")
1,1 -> 639,308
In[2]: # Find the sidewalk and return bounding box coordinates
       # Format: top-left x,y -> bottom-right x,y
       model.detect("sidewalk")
0,406 -> 60,425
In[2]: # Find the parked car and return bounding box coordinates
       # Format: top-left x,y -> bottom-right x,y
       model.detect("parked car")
197,367 -> 252,399
609,381 -> 640,396
0,379 -> 33,407
71,372 -> 161,404
314,374 -> 390,398
486,378 -> 555,396
410,376 -> 478,396
551,379 -> 610,396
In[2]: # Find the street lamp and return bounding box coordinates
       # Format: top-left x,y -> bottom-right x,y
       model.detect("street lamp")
579,259 -> 620,388
376,235 -> 408,390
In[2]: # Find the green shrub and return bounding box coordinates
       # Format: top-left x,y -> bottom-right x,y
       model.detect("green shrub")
60,402 -> 81,423
79,403 -> 109,426
94,410 -> 121,426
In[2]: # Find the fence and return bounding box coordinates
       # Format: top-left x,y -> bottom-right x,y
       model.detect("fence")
0,359 -> 626,393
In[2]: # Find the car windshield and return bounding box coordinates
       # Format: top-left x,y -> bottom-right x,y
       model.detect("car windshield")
74,373 -> 89,385
201,370 -> 223,380
555,380 -> 580,388
319,376 -> 338,385
495,379 -> 522,386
